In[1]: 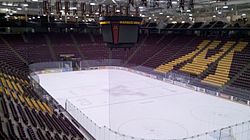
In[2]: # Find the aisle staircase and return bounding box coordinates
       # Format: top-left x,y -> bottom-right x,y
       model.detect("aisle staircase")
44,35 -> 57,61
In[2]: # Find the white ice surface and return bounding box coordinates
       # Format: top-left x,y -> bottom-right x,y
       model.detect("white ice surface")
38,69 -> 250,139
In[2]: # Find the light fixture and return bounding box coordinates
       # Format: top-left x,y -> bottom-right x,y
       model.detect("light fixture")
223,5 -> 228,9
7,3 -> 13,6
17,7 -> 22,10
23,4 -> 28,7
159,12 -> 163,15
172,1 -> 177,4
213,15 -> 216,18
70,7 -> 77,10
37,16 -> 40,18
181,21 -> 185,23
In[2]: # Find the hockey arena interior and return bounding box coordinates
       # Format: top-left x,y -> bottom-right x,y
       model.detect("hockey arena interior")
0,0 -> 250,140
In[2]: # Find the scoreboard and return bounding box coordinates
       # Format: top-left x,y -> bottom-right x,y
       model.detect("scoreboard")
99,16 -> 142,48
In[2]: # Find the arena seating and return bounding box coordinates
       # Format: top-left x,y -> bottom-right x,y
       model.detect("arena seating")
202,42 -> 248,87
0,62 -> 86,140
142,35 -> 198,68
154,39 -> 210,73
1,32 -> 250,140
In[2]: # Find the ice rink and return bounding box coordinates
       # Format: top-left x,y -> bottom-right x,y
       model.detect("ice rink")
38,69 -> 250,139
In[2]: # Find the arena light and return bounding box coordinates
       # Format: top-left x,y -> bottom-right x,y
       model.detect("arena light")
172,1 -> 177,4
223,5 -> 228,9
210,0 -> 216,4
218,11 -> 222,14
16,7 -> 22,11
22,4 -> 28,7
186,9 -> 191,12
181,21 -> 185,23
166,15 -> 170,18
37,16 -> 40,19
116,9 -> 120,12
90,2 -> 96,6
159,12 -> 163,15
32,0 -> 39,1
172,21 -> 177,24
7,3 -> 13,6
213,15 -> 216,18
69,7 -> 77,10
189,14 -> 192,17
242,13 -> 246,16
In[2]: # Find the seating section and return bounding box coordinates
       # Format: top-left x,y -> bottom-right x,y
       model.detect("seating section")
142,35 -> 197,68
155,40 -> 210,73
202,42 -> 248,87
179,41 -> 233,75
0,63 -> 86,140
231,67 -> 250,91
46,33 -> 81,59
1,32 -> 250,138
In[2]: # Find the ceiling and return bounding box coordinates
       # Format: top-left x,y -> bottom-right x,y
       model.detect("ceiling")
0,0 -> 249,23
